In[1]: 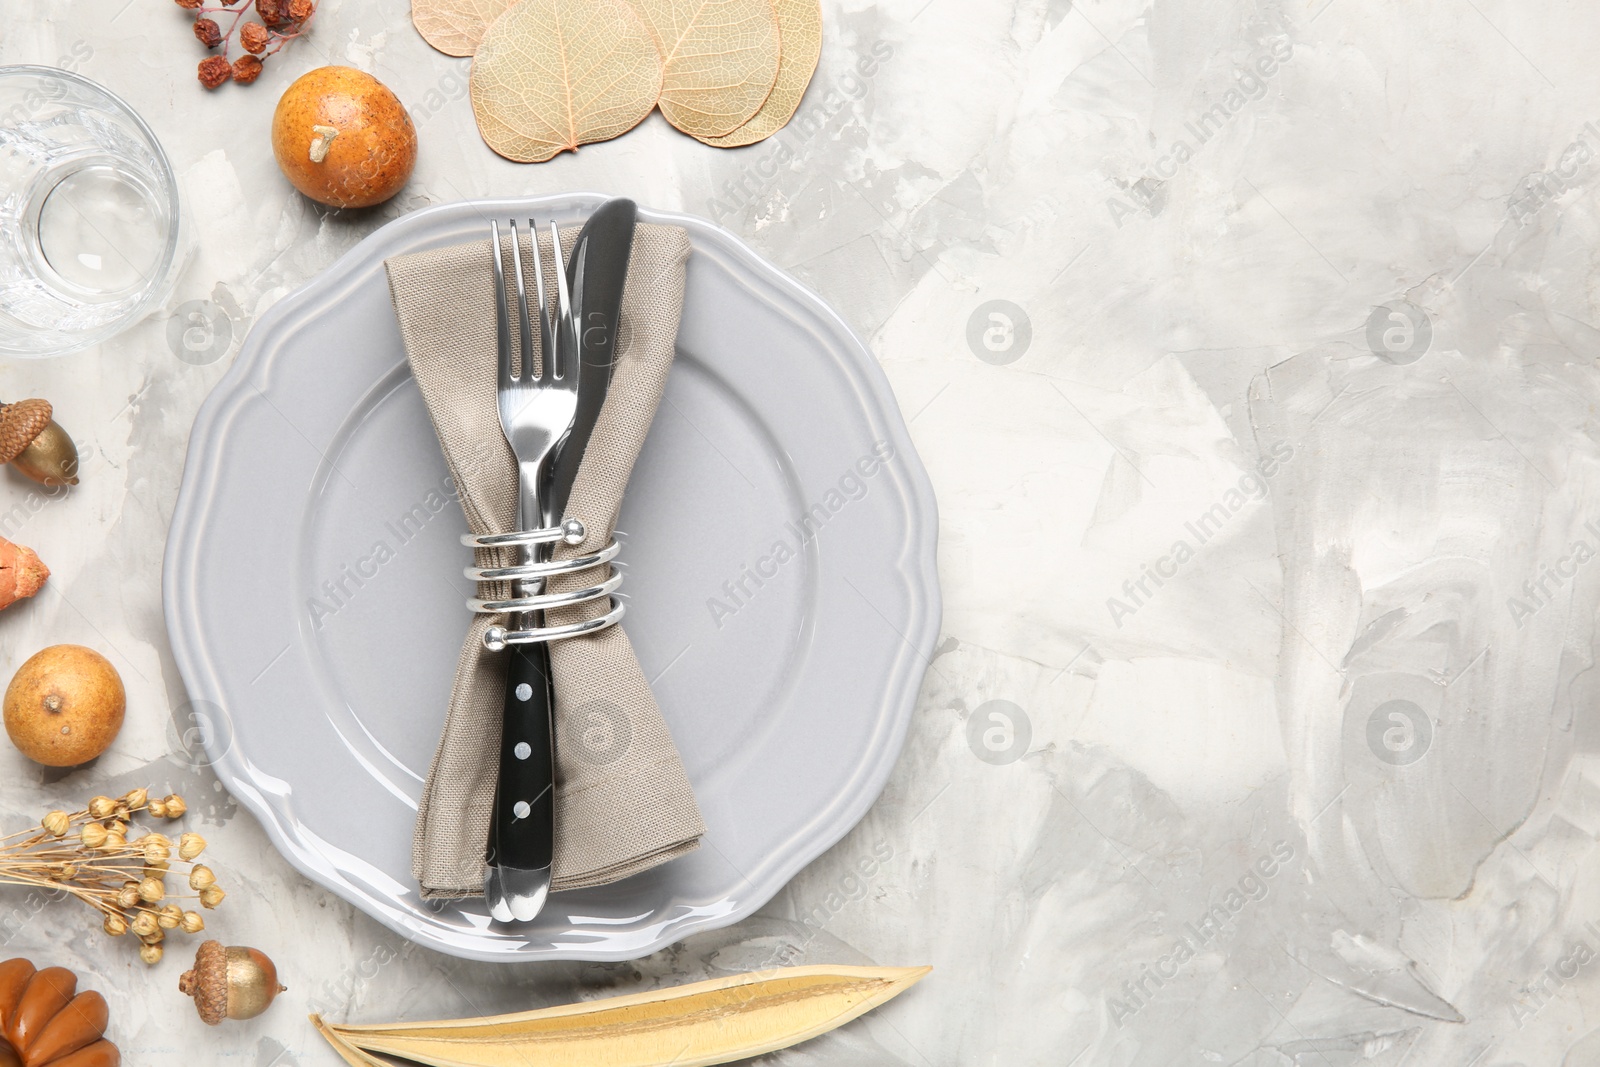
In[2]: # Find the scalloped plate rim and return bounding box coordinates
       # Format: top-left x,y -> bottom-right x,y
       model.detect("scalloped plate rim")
162,194 -> 940,962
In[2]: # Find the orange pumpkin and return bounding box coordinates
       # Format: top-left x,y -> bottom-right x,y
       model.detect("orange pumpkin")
0,960 -> 119,1067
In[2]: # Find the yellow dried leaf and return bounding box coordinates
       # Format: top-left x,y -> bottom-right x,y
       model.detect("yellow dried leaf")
632,0 -> 782,139
470,0 -> 663,163
310,1016 -> 389,1067
411,0 -> 515,56
322,964 -> 931,1067
697,0 -> 821,147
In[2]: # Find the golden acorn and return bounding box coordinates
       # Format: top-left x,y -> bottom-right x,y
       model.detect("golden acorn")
180,941 -> 285,1025
0,399 -> 78,486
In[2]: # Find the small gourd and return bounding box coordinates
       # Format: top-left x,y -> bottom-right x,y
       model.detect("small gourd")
271,67 -> 417,208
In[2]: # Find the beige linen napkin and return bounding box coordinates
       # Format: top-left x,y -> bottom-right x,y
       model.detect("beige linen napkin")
384,222 -> 705,899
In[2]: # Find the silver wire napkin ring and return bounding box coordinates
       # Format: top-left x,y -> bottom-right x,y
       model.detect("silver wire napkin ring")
462,518 -> 625,650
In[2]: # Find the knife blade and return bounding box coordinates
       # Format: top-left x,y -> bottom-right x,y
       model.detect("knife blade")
547,198 -> 637,519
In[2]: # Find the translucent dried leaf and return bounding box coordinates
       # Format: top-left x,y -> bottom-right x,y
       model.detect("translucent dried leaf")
322,964 -> 931,1067
471,0 -> 663,163
696,0 -> 821,147
633,0 -> 781,139
411,0 -> 516,56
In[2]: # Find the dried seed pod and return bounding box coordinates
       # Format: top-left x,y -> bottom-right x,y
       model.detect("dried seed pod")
240,21 -> 270,53
79,823 -> 107,850
256,0 -> 294,27
103,914 -> 128,937
233,55 -> 264,85
138,877 -> 164,903
147,800 -> 169,819
40,811 -> 69,837
140,943 -> 163,965
178,833 -> 206,861
163,795 -> 188,819
131,911 -> 159,938
199,886 -> 225,909
180,941 -> 285,1024
188,865 -> 215,891
194,17 -> 223,47
199,55 -> 232,89
87,797 -> 115,820
123,788 -> 148,809
181,911 -> 205,934
158,905 -> 183,930
117,884 -> 141,910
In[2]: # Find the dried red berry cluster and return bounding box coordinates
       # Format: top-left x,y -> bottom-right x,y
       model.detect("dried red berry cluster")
175,0 -> 316,88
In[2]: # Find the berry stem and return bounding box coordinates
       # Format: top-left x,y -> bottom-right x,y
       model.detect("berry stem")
264,8 -> 315,56
219,5 -> 251,49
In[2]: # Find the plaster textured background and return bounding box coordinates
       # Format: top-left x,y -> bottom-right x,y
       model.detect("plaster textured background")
5,1 -> 1600,1063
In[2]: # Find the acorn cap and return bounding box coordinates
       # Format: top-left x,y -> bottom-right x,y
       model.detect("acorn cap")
0,399 -> 51,464
179,939 -> 228,1025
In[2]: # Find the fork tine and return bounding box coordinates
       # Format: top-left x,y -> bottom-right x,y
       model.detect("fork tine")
550,220 -> 573,380
490,220 -> 513,389
530,218 -> 551,382
508,220 -> 535,382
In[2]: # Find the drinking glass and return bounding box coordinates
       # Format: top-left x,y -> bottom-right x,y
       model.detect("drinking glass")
0,65 -> 182,357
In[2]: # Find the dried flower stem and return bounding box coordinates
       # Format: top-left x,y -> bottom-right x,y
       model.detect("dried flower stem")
0,790 -> 220,964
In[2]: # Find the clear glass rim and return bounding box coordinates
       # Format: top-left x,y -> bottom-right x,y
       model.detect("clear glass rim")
0,64 -> 183,358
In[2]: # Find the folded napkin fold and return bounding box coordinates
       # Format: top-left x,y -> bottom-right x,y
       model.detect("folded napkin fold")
384,222 -> 705,900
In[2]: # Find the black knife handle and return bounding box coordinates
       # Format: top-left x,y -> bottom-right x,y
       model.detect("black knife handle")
486,641 -> 555,872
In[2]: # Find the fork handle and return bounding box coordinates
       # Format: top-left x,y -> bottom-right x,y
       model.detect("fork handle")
487,642 -> 556,872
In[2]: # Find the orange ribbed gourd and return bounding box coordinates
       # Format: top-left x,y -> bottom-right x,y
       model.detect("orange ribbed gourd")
0,960 -> 119,1067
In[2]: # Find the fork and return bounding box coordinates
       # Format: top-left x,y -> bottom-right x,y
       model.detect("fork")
483,218 -> 580,923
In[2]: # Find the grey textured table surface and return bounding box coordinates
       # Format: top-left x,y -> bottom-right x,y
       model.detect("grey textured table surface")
5,1 -> 1600,1064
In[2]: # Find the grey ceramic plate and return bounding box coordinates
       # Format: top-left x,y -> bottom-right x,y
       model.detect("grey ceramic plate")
163,194 -> 939,962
